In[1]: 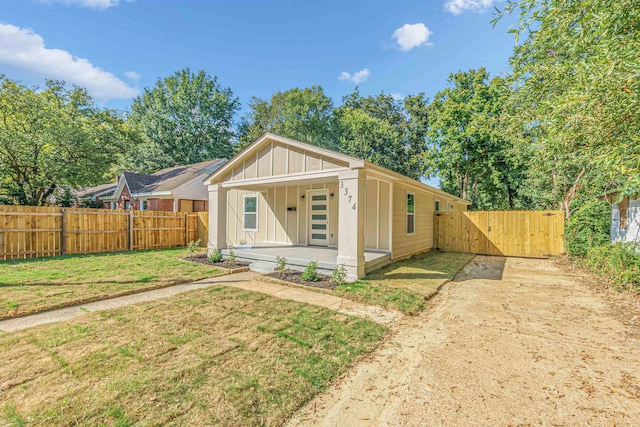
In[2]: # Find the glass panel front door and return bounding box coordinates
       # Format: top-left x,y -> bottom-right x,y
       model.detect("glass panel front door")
308,190 -> 329,246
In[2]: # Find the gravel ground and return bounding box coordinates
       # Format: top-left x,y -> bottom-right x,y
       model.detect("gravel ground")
288,256 -> 640,426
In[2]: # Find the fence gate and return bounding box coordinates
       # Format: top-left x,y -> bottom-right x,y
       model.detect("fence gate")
434,211 -> 565,258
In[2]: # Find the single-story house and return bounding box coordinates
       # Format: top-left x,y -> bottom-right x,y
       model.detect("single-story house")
78,159 -> 226,212
607,193 -> 640,244
204,133 -> 470,281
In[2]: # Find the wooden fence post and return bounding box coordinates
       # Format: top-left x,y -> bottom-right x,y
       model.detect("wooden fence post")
184,213 -> 188,246
61,208 -> 66,256
129,210 -> 134,251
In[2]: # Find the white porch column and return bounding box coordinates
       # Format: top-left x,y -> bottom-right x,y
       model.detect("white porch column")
208,184 -> 227,252
337,169 -> 366,281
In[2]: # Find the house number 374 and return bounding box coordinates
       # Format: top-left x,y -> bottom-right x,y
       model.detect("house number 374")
339,181 -> 357,210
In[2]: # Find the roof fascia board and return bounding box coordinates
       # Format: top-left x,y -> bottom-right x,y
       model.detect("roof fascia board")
204,133 -> 364,185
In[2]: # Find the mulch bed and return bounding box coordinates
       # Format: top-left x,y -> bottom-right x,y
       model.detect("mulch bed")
265,270 -> 337,290
184,254 -> 250,269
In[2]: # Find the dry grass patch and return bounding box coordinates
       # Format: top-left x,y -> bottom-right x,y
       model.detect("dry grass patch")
0,286 -> 386,426
0,248 -> 224,320
334,251 -> 475,314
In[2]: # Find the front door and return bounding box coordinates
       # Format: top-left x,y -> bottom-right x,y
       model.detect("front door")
308,189 -> 329,246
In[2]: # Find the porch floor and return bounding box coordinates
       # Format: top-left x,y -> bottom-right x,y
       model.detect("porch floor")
222,244 -> 391,276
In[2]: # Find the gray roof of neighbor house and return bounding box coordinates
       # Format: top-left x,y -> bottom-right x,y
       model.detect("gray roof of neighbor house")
73,183 -> 117,199
133,159 -> 227,195
75,159 -> 227,200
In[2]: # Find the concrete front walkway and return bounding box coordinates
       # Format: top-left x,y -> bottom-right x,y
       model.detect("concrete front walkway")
0,271 -> 401,333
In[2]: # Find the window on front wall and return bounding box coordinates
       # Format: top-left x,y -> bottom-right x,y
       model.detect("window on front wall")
124,200 -> 130,210
243,195 -> 258,231
407,192 -> 415,235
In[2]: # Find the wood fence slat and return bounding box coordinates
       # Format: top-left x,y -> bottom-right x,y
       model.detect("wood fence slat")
434,210 -> 565,258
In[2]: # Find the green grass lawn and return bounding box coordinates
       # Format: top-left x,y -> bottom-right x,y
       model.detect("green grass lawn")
334,251 -> 474,315
0,286 -> 386,426
0,248 -> 224,319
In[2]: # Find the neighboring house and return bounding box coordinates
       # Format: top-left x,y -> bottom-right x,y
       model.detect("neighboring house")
608,194 -> 640,244
78,159 -> 227,212
72,183 -> 117,206
204,133 -> 469,281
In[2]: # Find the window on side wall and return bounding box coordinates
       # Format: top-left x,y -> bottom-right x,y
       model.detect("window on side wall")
435,200 -> 440,212
124,200 -> 130,210
243,195 -> 258,231
407,192 -> 415,235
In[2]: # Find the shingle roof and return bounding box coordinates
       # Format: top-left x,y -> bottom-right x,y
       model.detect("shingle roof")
132,159 -> 226,195
73,183 -> 117,198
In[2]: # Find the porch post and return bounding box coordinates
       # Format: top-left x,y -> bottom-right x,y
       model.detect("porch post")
337,169 -> 366,281
208,183 -> 227,252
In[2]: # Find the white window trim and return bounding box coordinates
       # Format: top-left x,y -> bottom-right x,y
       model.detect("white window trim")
243,194 -> 259,232
406,191 -> 416,236
435,199 -> 440,212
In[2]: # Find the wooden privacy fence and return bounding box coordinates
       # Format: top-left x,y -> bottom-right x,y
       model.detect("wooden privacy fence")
434,210 -> 565,258
0,205 -> 210,260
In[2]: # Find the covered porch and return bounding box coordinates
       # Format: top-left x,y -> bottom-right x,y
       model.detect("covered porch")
221,244 -> 391,276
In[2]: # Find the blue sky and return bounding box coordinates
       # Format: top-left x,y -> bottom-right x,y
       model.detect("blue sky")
0,0 -> 516,115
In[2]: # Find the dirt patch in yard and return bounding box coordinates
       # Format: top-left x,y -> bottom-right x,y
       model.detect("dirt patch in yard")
264,270 -> 336,290
289,256 -> 640,426
183,254 -> 250,270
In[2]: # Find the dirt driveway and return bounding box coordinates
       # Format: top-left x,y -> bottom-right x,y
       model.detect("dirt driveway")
288,256 -> 640,426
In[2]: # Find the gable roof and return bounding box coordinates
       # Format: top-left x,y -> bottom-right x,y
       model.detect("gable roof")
204,133 -> 471,205
133,159 -> 227,196
204,133 -> 364,185
101,158 -> 227,200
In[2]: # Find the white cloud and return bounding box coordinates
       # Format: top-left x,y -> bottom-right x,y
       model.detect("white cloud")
124,71 -> 141,81
391,93 -> 404,101
0,23 -> 138,101
338,68 -> 370,84
42,0 -> 124,9
444,0 -> 499,15
392,23 -> 432,52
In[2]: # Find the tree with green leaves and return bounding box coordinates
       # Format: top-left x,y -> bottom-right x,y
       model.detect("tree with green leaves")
0,76 -> 129,206
237,86 -> 335,150
125,69 -> 239,172
334,90 -> 427,180
494,0 -> 639,211
424,68 -> 522,209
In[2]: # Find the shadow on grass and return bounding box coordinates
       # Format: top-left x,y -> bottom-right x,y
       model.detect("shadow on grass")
0,247 -> 184,265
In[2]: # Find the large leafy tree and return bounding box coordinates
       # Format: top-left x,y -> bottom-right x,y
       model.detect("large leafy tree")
125,69 -> 239,172
424,69 -> 522,209
334,90 -> 427,180
495,0 -> 639,209
237,86 -> 335,150
0,76 -> 129,206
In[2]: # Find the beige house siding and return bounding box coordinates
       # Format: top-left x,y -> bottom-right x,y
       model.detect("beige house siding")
364,178 -> 391,251
225,182 -> 340,247
392,182 -> 436,260
229,142 -> 349,182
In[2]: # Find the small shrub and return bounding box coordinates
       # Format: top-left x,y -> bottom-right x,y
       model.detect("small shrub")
227,249 -> 237,264
301,260 -> 320,282
585,242 -> 640,289
209,249 -> 223,263
275,255 -> 287,272
186,239 -> 201,255
565,200 -> 610,257
330,264 -> 348,286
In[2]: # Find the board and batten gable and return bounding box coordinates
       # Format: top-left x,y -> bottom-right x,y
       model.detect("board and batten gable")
224,141 -> 349,182
611,196 -> 640,244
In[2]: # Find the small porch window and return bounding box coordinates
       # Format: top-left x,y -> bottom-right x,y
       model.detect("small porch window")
243,194 -> 258,231
407,192 -> 415,235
